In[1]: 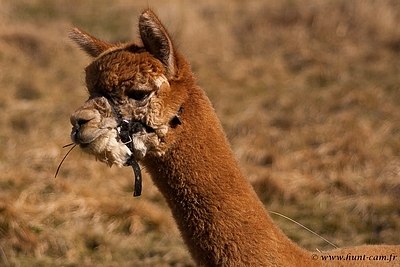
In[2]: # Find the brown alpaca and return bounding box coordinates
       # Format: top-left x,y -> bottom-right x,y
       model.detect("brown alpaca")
68,9 -> 400,267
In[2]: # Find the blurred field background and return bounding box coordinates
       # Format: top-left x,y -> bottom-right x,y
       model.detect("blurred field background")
1,0 -> 400,266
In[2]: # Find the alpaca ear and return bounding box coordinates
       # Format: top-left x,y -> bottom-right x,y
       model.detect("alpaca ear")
69,28 -> 114,58
139,9 -> 176,78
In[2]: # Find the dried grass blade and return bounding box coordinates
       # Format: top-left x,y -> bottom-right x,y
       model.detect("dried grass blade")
54,144 -> 76,178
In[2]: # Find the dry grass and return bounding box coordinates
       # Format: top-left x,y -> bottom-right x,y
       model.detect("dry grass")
1,0 -> 400,266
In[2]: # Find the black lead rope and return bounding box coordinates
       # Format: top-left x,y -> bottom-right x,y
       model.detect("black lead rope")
130,160 -> 142,197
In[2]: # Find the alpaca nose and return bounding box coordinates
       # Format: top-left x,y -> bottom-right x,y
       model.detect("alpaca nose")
70,109 -> 96,129
70,109 -> 97,144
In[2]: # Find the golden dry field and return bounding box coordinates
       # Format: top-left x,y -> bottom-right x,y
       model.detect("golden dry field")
1,0 -> 400,266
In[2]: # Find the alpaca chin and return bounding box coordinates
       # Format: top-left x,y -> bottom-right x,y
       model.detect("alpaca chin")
82,129 -> 132,167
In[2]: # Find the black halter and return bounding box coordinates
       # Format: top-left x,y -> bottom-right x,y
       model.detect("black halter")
105,94 -> 183,197
105,96 -> 143,197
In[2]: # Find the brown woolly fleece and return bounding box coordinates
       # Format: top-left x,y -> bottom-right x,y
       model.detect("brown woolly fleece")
69,9 -> 400,267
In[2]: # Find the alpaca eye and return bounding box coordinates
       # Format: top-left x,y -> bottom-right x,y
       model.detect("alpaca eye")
128,91 -> 150,101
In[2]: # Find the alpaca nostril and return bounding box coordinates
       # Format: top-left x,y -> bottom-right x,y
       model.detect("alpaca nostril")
70,109 -> 96,128
70,117 -> 87,129
76,119 -> 90,127
70,115 -> 93,144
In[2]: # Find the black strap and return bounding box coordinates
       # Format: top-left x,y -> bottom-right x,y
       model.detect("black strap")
170,105 -> 183,126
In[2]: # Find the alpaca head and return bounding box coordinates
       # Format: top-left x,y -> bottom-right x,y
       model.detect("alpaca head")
69,10 -> 187,167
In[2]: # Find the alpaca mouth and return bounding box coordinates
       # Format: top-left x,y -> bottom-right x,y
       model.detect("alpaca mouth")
71,127 -> 108,148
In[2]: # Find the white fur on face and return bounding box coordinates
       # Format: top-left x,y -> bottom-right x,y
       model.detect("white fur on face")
81,128 -> 132,167
71,99 -> 133,167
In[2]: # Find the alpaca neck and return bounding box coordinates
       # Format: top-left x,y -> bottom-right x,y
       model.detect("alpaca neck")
143,86 -> 310,266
